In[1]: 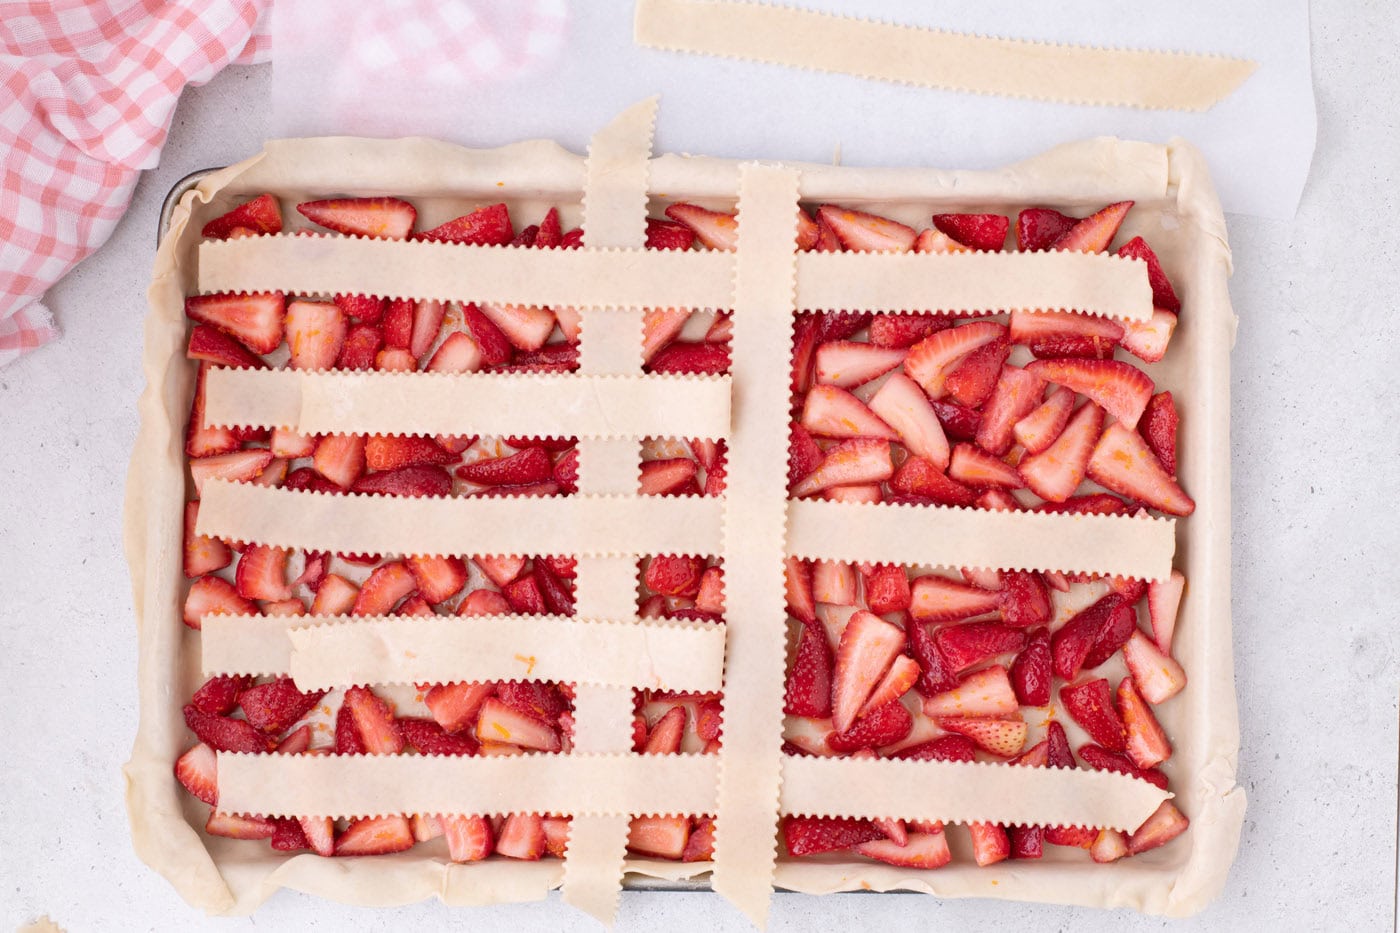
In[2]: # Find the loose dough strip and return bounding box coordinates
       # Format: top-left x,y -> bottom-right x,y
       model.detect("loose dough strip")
709,164 -> 801,926
195,479 -> 724,558
787,498 -> 1176,582
214,752 -> 1168,833
196,236 -> 1154,321
634,0 -> 1256,112
198,614 -> 724,691
202,367 -> 732,439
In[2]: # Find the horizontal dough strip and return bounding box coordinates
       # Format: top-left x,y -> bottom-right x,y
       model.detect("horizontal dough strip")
202,367 -> 732,439
200,614 -> 725,692
786,498 -> 1176,582
195,479 -> 725,558
196,234 -> 1154,321
214,752 -> 1168,832
635,0 -> 1256,112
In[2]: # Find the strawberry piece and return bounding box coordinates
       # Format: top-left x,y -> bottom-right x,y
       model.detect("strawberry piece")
813,560 -> 857,604
1019,401 -> 1104,502
791,438 -> 892,498
948,443 -> 1023,488
626,815 -> 689,859
1119,309 -> 1178,363
456,446 -> 552,486
276,724 -> 312,753
645,217 -> 695,250
814,341 -> 906,389
828,698 -> 913,752
1044,824 -> 1097,850
891,734 -> 977,762
783,816 -> 884,856
816,205 -> 916,252
476,697 -> 560,751
1061,679 -> 1128,751
202,194 -> 282,239
310,574 -> 358,615
1009,309 -> 1124,347
869,312 -> 949,349
645,554 -> 706,598
298,197 -> 416,239
862,564 -> 911,614
439,814 -> 493,862
1091,828 -> 1129,863
183,502 -> 231,578
1025,358 -> 1154,430
333,701 -> 366,754
1127,802 -> 1189,855
790,315 -> 821,394
1029,333 -> 1117,360
1148,570 -> 1185,654
794,210 -> 821,250
1118,677 -> 1172,768
642,307 -> 691,362
312,433 -> 365,489
694,566 -> 725,615
334,293 -> 386,324
1044,720 -> 1074,769
784,622 -> 833,718
1122,630 -> 1187,703
188,449 -> 275,496
1116,237 -> 1181,311
191,674 -> 251,716
974,366 -> 1045,456
1078,743 -> 1168,789
425,681 -> 494,733
920,664 -> 1018,719
1015,207 -> 1077,251
493,813 -> 547,860
396,594 -> 433,617
364,435 -> 455,472
399,717 -> 480,756
532,208 -> 562,248
683,818 -> 716,861
183,704 -> 271,753
1052,594 -> 1123,680
457,301 -> 513,365
927,400 -> 980,444
183,576 -> 256,630
278,299 -> 347,370
909,574 -> 1000,622
406,555 -> 468,604
351,561 -> 416,616
784,557 -> 817,624
206,811 -> 276,840
239,677 -> 326,734
234,544 -> 292,601
663,203 -> 739,250
788,423 -> 825,490
343,685 -> 405,754
416,203 -> 511,244
1139,391 -> 1179,476
801,385 -> 898,440
938,716 -> 1026,757
904,321 -> 1007,399
184,364 -> 236,458
705,312 -> 732,343
868,373 -> 950,469
855,830 -> 952,869
639,457 -> 698,496
1013,386 -> 1075,454
998,571 -> 1051,627
185,292 -> 285,354
186,324 -> 267,370
335,323 -> 382,371
888,456 -> 976,507
696,699 -> 723,743
647,340 -> 730,374
1009,629 -> 1052,706
934,621 -> 1026,673
1088,423 -> 1195,515
944,335 -> 1010,407
381,298 -> 414,351
1081,597 -> 1139,670
502,572 -> 547,614
534,560 -> 575,616
352,464 -> 452,498
551,447 -> 580,493
931,213 -> 1009,251
968,823 -> 1011,866
270,427 -> 317,460
477,302 -> 554,352
175,742 -> 219,805
644,706 -> 687,754
402,299 -> 443,360
1035,493 -> 1131,516
1050,200 -> 1133,253
831,610 -> 905,732
474,555 -> 525,588
335,816 -> 415,855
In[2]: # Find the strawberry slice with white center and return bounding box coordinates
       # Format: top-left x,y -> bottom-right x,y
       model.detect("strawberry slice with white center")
497,813 -> 547,860
334,815 -> 416,855
417,203 -> 513,245
351,561 -> 416,615
408,300 -> 445,360
310,574 -> 359,615
695,566 -> 725,614
867,372 -> 950,469
921,663 -> 1019,719
312,433 -> 366,489
943,335 -> 1010,408
812,560 -> 856,604
968,822 -> 1011,866
185,364 -> 237,458
342,685 -> 404,754
1091,828 -> 1129,863
1148,570 -> 1185,654
284,300 -> 346,370
184,293 -> 285,354
888,456 -> 976,506
948,443 -> 1023,488
791,438 -> 892,498
937,715 -> 1026,757
664,203 -> 739,250
1025,358 -> 1154,430
206,811 -> 276,840
1061,678 -> 1128,751
854,830 -> 952,869
800,385 -> 898,440
1087,423 -> 1195,515
643,308 -> 692,361
183,576 -> 257,629
908,574 -> 1000,622
186,324 -> 267,370
364,435 -> 455,471
476,697 -> 561,751
1118,308 -> 1178,364
1118,676 -> 1172,768
1116,236 -> 1181,311
406,555 -> 467,604
455,446 -> 552,486
1013,386 -> 1075,454
974,365 -> 1045,456
271,426 -> 317,459
297,197 -> 416,239
183,501 -> 231,578
643,705 -> 687,754
639,458 -> 698,495
1008,309 -> 1124,347
475,555 -> 526,588
1019,402 -> 1104,502
627,816 -> 692,858
1127,801 -> 1189,855
904,321 -> 1007,399
175,743 -> 218,805
234,544 -> 293,601
422,329 -> 485,376
202,193 -> 282,239
1122,630 -> 1188,703
553,305 -> 582,343
830,610 -> 905,732
1050,200 -> 1133,253
298,816 -> 335,857
442,815 -> 494,862
869,313 -> 950,351
353,465 -> 452,498
425,681 -> 494,733
814,341 -> 907,388
855,657 -> 919,722
817,205 -> 917,252
784,557 -> 817,624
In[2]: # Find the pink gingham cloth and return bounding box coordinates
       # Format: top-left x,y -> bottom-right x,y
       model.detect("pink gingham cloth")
0,0 -> 272,367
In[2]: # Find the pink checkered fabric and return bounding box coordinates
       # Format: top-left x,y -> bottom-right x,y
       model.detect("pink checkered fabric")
0,0 -> 271,367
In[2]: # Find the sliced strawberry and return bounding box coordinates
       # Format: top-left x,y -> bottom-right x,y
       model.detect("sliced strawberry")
869,312 -> 949,349
1044,824 -> 1097,850
1013,386 -> 1075,454
857,654 -> 919,719
625,815 -> 690,859
442,814 -> 494,861
189,449 -> 277,497
239,677 -> 326,734
999,571 -> 1051,627
817,205 -> 916,252
206,811 -> 276,840
788,422 -> 825,491
974,366 -> 1045,456
891,734 -> 978,763
186,324 -> 267,370
185,292 -> 285,354
928,398 -> 981,442
783,816 -> 884,856
406,555 -> 467,604
814,341 -> 906,389
647,341 -> 730,374
645,217 -> 695,250
276,724 -> 312,753
1028,333 -> 1118,360
1127,801 -> 1189,855
457,301 -> 514,365
968,823 -> 1011,866
888,456 -> 976,507
938,716 -> 1026,757
1119,309 -> 1178,364
1061,679 -> 1127,751
683,818 -> 716,861
398,717 -> 480,756
175,742 -> 219,805
424,681 -> 494,733
1116,236 -> 1181,311
1044,720 -> 1075,769
812,212 -> 843,251
904,321 -> 1007,399
351,561 -> 416,616
931,213 -> 1009,251
379,298 -> 413,351
792,438 -> 892,497
191,674 -> 251,716
784,557 -> 817,624
694,566 -> 725,615
234,544 -> 292,601
474,555 -> 526,588
1081,597 -> 1139,670
934,621 -> 1026,673
855,830 -> 952,869
456,446 -> 552,486
663,203 -> 739,250
646,554 -> 705,598
1139,391 -> 1179,476
638,705 -> 685,755
948,443 -> 1023,488
639,457 -> 698,496
909,574 -> 999,622
298,197 -> 416,239
501,572 -> 546,614
364,435 -> 455,472
794,210 -> 821,250
333,701 -> 366,754
1019,401 -> 1104,502
641,307 -> 690,363
1050,200 -> 1133,253
862,564 -> 911,614
1091,828 -> 1129,863
943,335 -> 1010,407
831,610 -> 905,732
476,697 -> 560,751
534,559 -> 575,616
1118,676 -> 1172,769
335,323 -> 382,371
551,447 -> 579,494
867,373 -> 950,469
342,685 -> 404,754
801,385 -> 898,440
790,315 -> 821,395
1009,629 -> 1053,706
352,464 -> 452,498
478,303 -> 554,352
1148,570 -> 1185,654
814,560 -> 857,606
425,329 -> 484,376
1078,743 -> 1168,789
183,576 -> 256,630
185,364 -> 237,459
1088,423 -> 1195,515
828,698 -> 913,752
1025,358 -> 1153,430
1034,492 -> 1132,516
334,293 -> 386,324
417,203 -> 511,245
202,193 -> 282,239
396,595 -> 433,617
310,574 -> 359,615
335,815 -> 415,855
494,813 -> 547,860
1015,207 -> 1078,251
183,501 -> 231,578
183,704 -> 272,753
1122,630 -> 1187,703
920,664 -> 1018,719
1051,594 -> 1122,680
312,433 -> 365,489
1008,309 -> 1123,347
